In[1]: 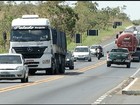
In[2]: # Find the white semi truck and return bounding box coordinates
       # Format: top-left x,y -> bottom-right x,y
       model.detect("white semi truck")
9,15 -> 67,75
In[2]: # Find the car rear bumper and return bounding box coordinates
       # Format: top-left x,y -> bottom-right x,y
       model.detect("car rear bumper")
74,57 -> 89,60
107,60 -> 131,65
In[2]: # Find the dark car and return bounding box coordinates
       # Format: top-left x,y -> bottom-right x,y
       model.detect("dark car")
107,48 -> 131,68
65,51 -> 74,69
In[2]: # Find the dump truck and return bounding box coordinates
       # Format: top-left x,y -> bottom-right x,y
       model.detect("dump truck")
9,15 -> 67,75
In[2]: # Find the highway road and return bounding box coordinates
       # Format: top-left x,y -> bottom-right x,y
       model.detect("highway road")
0,38 -> 140,104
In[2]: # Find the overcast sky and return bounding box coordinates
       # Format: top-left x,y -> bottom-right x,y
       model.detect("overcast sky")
94,1 -> 140,21
66,1 -> 140,21
15,1 -> 140,21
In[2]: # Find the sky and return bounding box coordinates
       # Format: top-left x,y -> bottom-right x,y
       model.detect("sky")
14,1 -> 140,21
65,1 -> 140,21
94,1 -> 140,21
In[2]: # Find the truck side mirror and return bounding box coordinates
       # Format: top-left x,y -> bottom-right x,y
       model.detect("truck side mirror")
3,31 -> 7,41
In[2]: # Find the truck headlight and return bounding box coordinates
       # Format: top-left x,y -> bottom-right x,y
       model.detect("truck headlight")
9,48 -> 16,53
42,60 -> 50,64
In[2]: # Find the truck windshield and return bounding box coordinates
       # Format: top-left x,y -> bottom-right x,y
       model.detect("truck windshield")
10,29 -> 50,42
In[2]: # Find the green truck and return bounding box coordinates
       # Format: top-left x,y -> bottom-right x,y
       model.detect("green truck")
106,48 -> 131,68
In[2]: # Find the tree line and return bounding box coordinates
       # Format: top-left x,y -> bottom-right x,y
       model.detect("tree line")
0,1 -> 133,50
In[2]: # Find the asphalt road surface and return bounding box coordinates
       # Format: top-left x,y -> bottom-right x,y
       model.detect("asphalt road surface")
0,38 -> 140,104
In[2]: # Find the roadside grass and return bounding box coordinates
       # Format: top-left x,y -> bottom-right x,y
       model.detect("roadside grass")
67,22 -> 133,51
0,21 -> 133,53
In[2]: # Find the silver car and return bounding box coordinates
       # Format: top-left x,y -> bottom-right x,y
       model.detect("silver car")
72,46 -> 92,62
0,53 -> 29,83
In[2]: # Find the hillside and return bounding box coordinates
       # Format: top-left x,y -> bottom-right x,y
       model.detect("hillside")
0,1 -> 133,53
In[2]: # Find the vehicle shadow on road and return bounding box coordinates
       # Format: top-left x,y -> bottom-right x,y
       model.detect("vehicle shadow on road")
64,72 -> 83,76
0,81 -> 28,83
110,66 -> 137,69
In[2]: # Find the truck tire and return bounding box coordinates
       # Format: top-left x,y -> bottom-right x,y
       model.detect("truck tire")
46,58 -> 56,75
29,70 -> 36,75
59,57 -> 65,74
138,57 -> 140,62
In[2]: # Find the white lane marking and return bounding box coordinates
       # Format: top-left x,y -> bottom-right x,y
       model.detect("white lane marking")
92,66 -> 140,104
130,67 -> 140,78
123,78 -> 138,91
93,29 -> 140,104
122,67 -> 140,92
103,41 -> 115,48
92,79 -> 126,104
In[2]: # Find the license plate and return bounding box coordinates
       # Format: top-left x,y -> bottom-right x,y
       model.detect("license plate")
115,59 -> 121,62
1,72 -> 10,74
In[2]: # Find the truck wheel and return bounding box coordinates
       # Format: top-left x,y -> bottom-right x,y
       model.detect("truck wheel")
59,58 -> 65,74
46,58 -> 56,75
127,63 -> 131,68
29,70 -> 36,75
54,57 -> 59,74
49,62 -> 56,75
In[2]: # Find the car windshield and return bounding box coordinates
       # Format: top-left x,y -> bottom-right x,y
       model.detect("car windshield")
111,49 -> 128,53
75,47 -> 88,52
0,55 -> 22,64
90,46 -> 98,49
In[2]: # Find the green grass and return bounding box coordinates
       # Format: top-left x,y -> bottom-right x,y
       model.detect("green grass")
67,22 -> 133,51
0,21 -> 133,53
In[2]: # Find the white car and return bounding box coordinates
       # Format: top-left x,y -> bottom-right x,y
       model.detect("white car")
0,53 -> 29,83
72,46 -> 92,62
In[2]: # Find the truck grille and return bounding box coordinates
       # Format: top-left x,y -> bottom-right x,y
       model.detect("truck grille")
13,47 -> 47,58
0,75 -> 15,77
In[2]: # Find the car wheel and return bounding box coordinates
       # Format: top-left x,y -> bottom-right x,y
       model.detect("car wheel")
126,62 -> 131,68
21,75 -> 27,83
69,66 -> 74,70
107,63 -> 111,67
88,58 -> 92,62
102,54 -> 104,57
26,76 -> 29,82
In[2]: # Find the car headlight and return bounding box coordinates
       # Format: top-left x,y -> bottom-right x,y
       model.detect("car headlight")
73,55 -> 78,57
84,54 -> 89,57
66,59 -> 70,61
15,66 -> 24,70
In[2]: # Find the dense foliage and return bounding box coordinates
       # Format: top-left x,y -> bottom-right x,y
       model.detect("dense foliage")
0,1 -> 134,52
